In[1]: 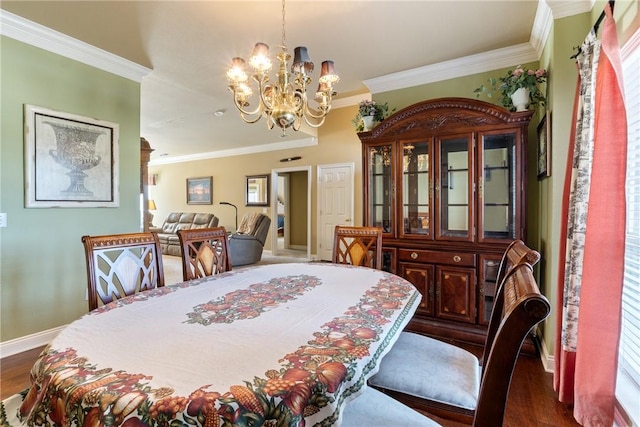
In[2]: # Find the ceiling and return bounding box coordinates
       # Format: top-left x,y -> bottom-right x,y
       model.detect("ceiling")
0,1 -> 583,164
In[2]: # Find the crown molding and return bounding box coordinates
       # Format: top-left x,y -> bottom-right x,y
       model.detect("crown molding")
150,137 -> 318,165
364,42 -> 540,94
531,0 -> 554,56
0,10 -> 150,82
547,0 -> 594,20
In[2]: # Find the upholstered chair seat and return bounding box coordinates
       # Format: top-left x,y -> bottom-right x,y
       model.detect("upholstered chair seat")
342,388 -> 439,427
368,332 -> 480,410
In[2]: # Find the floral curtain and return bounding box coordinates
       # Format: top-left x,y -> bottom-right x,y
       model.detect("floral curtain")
553,3 -> 627,425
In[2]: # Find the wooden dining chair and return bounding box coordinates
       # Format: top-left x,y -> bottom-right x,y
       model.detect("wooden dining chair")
81,232 -> 165,311
332,225 -> 383,269
177,227 -> 231,281
343,262 -> 550,427
367,240 -> 540,423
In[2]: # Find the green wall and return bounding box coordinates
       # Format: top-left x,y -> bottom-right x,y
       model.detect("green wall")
0,36 -> 142,342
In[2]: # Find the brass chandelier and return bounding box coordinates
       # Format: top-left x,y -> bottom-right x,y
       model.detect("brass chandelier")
226,0 -> 339,134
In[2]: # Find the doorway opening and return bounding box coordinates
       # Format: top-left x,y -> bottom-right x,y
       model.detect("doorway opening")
270,166 -> 311,259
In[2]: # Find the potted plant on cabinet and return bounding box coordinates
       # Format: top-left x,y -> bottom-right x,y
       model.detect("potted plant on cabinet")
474,65 -> 547,112
353,100 -> 395,132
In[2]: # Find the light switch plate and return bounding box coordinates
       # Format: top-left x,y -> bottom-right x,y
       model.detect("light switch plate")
0,213 -> 6,227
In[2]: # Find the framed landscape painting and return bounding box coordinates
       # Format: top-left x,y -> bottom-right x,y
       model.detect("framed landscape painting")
186,176 -> 212,204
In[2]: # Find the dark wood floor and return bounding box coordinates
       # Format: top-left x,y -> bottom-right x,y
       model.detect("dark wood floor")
1,345 -> 580,426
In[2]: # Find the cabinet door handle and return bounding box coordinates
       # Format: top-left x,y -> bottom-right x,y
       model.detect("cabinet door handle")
411,252 -> 418,260
453,255 -> 461,263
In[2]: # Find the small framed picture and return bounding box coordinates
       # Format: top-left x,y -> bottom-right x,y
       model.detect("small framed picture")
186,176 -> 212,204
537,111 -> 551,179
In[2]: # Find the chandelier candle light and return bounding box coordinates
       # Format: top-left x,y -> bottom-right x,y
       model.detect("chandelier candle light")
226,0 -> 339,134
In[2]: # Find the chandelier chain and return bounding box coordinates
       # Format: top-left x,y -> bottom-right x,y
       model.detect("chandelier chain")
281,0 -> 286,48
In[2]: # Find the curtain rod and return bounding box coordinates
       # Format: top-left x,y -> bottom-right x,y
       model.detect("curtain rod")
593,0 -> 615,33
570,0 -> 615,59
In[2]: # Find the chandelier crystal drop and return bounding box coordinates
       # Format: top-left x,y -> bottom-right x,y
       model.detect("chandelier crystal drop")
226,0 -> 339,134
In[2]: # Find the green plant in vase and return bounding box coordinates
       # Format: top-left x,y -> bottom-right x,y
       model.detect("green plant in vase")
474,65 -> 547,111
352,100 -> 395,132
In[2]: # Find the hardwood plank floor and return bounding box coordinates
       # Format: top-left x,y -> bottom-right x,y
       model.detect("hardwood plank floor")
0,346 -> 580,426
0,346 -> 45,400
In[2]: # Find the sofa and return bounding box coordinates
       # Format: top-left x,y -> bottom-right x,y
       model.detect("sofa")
152,212 -> 219,256
229,213 -> 271,266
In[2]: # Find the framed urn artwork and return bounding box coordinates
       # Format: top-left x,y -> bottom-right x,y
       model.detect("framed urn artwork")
24,104 -> 119,208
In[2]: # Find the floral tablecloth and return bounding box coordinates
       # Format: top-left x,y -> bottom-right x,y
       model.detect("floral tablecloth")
1,263 -> 419,427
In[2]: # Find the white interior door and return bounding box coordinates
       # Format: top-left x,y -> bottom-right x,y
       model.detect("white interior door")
317,163 -> 355,261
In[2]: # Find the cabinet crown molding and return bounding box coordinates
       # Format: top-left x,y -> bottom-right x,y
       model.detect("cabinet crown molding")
358,98 -> 534,141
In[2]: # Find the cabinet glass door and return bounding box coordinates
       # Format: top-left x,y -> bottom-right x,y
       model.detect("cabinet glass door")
368,144 -> 394,233
479,132 -> 517,241
437,135 -> 473,240
401,140 -> 431,237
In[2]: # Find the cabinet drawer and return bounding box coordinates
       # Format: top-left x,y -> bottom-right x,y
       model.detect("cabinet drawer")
398,249 -> 476,267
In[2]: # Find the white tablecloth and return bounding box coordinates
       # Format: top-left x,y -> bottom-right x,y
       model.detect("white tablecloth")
2,263 -> 420,427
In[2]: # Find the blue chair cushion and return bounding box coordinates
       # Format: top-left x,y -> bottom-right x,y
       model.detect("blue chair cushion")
368,332 -> 480,410
342,387 -> 440,427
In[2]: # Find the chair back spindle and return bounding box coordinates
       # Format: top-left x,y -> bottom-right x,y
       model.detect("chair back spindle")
178,227 -> 231,281
82,232 -> 165,311
332,226 -> 383,270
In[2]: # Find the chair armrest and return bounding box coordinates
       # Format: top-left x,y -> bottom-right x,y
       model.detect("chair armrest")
149,227 -> 163,233
230,233 -> 259,241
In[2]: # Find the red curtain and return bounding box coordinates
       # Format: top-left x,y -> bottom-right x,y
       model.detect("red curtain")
554,4 -> 627,425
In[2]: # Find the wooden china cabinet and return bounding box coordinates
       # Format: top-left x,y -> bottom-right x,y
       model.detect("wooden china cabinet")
358,98 -> 534,348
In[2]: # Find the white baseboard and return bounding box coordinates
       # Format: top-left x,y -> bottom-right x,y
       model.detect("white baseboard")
0,326 -> 65,358
538,333 -> 555,373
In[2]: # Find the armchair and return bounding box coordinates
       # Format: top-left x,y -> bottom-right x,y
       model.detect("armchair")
228,213 -> 271,266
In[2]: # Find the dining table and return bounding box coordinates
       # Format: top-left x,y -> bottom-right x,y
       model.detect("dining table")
1,262 -> 420,427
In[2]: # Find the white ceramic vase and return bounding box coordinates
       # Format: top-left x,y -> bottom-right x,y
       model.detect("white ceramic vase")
361,115 -> 375,131
510,87 -> 531,112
